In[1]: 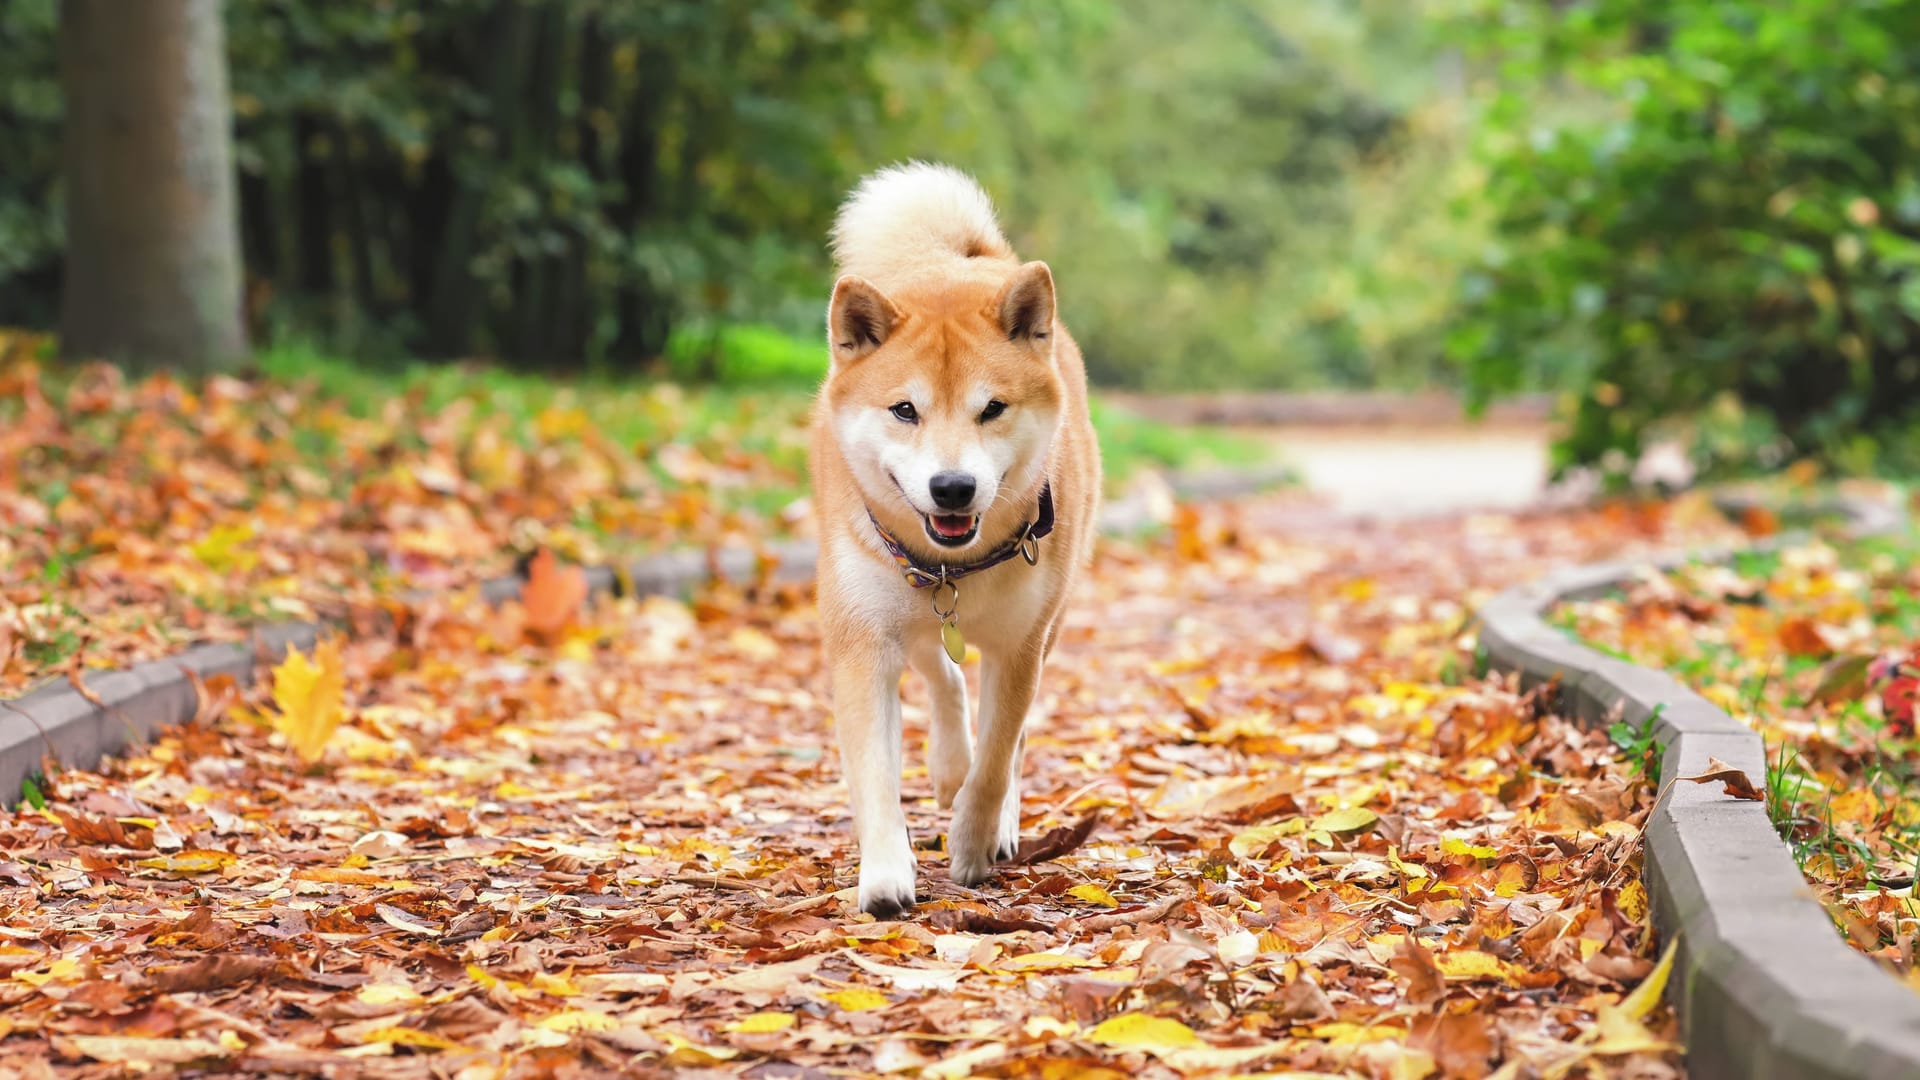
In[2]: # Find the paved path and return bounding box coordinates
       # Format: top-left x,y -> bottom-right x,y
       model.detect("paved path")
1258,422 -> 1564,519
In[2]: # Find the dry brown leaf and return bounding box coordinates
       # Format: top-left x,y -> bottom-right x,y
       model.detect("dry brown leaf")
1679,757 -> 1765,801
1010,812 -> 1101,865
143,954 -> 274,994
1391,934 -> 1446,1006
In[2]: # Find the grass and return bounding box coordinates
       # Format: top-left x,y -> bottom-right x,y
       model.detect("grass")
1607,704 -> 1664,781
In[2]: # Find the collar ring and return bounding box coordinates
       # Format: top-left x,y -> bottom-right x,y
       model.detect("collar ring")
929,573 -> 959,621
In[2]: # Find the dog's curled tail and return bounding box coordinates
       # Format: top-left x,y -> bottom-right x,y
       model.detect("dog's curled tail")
830,162 -> 1013,286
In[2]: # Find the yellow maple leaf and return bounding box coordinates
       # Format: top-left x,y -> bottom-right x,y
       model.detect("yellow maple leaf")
1617,880 -> 1650,923
1068,883 -> 1120,908
1434,949 -> 1518,984
1087,1013 -> 1201,1052
270,637 -> 347,764
1442,837 -> 1498,859
134,850 -> 236,877
530,970 -> 580,997
537,1010 -> 620,1033
999,952 -> 1097,972
1580,938 -> 1679,1057
725,1012 -> 796,1034
820,987 -> 890,1012
359,1026 -> 464,1051
190,521 -> 259,573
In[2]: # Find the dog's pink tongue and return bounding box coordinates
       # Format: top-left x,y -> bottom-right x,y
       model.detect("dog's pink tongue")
931,514 -> 973,537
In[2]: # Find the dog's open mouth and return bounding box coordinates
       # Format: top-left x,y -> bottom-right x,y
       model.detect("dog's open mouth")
923,513 -> 980,547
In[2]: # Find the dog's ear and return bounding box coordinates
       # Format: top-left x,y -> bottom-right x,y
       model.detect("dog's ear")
996,261 -> 1055,349
828,275 -> 902,368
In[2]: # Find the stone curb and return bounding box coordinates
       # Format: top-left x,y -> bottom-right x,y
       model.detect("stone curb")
0,466 -> 1289,806
1476,488 -> 1920,1080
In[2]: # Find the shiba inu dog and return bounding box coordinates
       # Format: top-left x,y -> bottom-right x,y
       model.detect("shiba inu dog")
810,163 -> 1102,916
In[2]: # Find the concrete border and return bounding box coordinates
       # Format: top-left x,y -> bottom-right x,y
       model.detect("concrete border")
1476,488 -> 1920,1080
0,466 -> 1288,805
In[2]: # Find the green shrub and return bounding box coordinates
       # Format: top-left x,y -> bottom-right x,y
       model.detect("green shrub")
1452,0 -> 1920,481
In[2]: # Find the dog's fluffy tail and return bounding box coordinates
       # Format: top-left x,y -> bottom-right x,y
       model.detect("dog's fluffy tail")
830,162 -> 1013,287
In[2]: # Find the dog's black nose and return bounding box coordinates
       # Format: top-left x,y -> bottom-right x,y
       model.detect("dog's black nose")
929,471 -> 976,510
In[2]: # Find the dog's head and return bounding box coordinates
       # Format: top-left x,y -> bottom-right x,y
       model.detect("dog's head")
822,262 -> 1064,553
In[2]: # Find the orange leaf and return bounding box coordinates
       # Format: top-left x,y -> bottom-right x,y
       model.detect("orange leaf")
1390,935 -> 1445,1006
1778,617 -> 1834,659
523,547 -> 588,643
1739,505 -> 1779,537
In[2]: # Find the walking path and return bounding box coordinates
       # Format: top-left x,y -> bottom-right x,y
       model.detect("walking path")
0,490 -> 1733,1078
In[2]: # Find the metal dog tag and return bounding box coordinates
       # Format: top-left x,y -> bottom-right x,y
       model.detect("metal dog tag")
941,620 -> 966,664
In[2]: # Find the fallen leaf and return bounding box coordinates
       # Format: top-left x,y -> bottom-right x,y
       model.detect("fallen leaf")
537,1010 -> 620,1033
1011,812 -> 1100,865
523,547 -> 589,643
1309,806 -> 1379,836
1086,1013 -> 1201,1053
1679,757 -> 1764,801
143,954 -> 273,994
374,904 -> 441,936
1391,935 -> 1446,1005
294,866 -> 392,885
1810,653 -> 1874,705
55,1035 -> 231,1066
1778,617 -> 1835,659
269,637 -> 347,764
820,987 -> 890,1012
134,850 -> 235,877
1410,1008 -> 1495,1079
999,951 -> 1097,972
1434,949 -> 1517,984
351,830 -> 410,858
724,1011 -> 795,1034
848,954 -> 965,991
1067,883 -> 1120,908
1274,976 -> 1336,1022
360,1026 -> 465,1051
1442,837 -> 1498,859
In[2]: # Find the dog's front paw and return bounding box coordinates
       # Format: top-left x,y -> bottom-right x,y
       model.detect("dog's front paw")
995,793 -> 1021,863
857,828 -> 919,918
947,793 -> 1002,886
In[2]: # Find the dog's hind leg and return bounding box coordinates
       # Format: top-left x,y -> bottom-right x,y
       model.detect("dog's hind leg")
909,633 -> 971,810
832,651 -> 918,917
948,634 -> 1044,886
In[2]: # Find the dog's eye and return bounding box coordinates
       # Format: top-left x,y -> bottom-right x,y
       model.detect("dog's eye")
978,400 -> 1007,422
889,401 -> 918,423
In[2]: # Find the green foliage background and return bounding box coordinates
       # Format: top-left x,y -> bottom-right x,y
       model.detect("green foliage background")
0,0 -> 1475,390
1452,0 -> 1920,478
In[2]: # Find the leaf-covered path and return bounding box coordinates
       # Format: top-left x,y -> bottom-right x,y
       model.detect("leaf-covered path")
0,494 -> 1738,1078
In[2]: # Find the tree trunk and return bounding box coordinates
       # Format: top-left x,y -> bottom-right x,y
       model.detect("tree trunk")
60,0 -> 247,372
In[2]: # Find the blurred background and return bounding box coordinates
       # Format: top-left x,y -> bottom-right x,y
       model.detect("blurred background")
5,0 -> 1920,493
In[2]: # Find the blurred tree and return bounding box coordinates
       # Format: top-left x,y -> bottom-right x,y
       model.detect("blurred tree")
219,0 -> 985,368
872,0 -> 1476,390
60,0 -> 247,371
1,0 -> 1479,387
